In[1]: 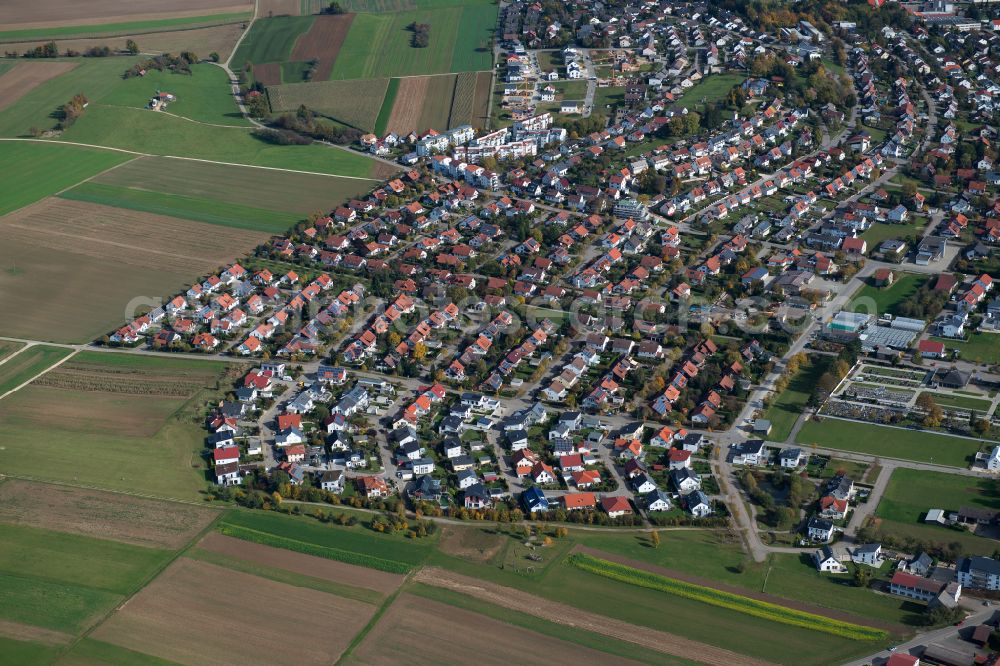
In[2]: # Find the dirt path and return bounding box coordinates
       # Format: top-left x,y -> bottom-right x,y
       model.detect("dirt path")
0,619 -> 73,646
574,546 -> 902,633
412,567 -> 776,666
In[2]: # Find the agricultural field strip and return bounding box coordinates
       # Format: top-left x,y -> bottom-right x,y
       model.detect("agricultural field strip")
0,349 -> 77,401
0,12 -> 252,42
0,138 -> 383,181
567,553 -> 886,641
411,567 -> 774,666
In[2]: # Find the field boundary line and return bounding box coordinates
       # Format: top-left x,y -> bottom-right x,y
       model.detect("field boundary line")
0,349 -> 77,402
225,0 -> 258,69
51,507 -> 231,662
95,103 -> 252,129
334,571 -> 415,666
0,474 -> 212,507
0,138 -> 383,181
0,342 -> 34,369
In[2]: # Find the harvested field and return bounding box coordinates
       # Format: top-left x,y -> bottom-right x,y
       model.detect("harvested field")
412,567 -> 774,666
260,0 -> 301,15
7,352 -> 227,437
437,526 -> 504,563
370,160 -> 401,180
575,546 -> 900,632
0,619 -> 72,646
199,532 -> 404,593
0,62 -> 77,112
93,558 -> 375,665
252,62 -> 282,86
384,75 -> 428,134
0,0 -> 250,30
0,480 -> 219,550
0,24 -> 246,62
384,74 -> 458,134
472,69 -> 491,126
350,594 -> 643,666
267,78 -> 388,131
1,197 -> 268,276
0,198 -> 267,342
448,71 -> 495,128
89,155 -> 371,216
289,13 -> 353,80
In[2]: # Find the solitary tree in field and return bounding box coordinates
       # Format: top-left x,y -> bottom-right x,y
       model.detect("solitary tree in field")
125,39 -> 139,55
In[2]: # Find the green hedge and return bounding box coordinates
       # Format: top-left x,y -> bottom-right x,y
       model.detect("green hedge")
218,524 -> 411,574
567,554 -> 886,641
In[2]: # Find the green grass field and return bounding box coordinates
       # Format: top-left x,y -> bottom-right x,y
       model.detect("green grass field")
374,77 -> 400,135
0,637 -> 60,666
861,221 -> 924,246
409,583 -> 701,666
0,141 -> 132,215
329,3 -> 494,80
849,273 -> 927,318
57,639 -> 181,666
219,509 -> 436,567
0,524 -> 172,594
673,74 -> 746,111
0,353 -> 232,499
99,64 -> 250,126
0,345 -> 74,394
0,340 -> 24,362
61,181 -> 301,234
875,468 -> 1000,555
0,13 -> 250,41
918,391 -> 991,413
931,333 -> 1000,365
87,154 -> 374,215
763,357 -> 826,442
232,16 -> 316,70
60,104 -> 381,176
0,58 -> 382,178
796,418 -> 982,468
0,572 -> 122,633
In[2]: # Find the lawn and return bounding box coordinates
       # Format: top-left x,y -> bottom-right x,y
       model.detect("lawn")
593,85 -> 625,114
329,3 -> 495,80
931,333 -> 1000,365
860,221 -> 923,246
918,391 -> 991,413
0,353 -> 233,499
0,12 -> 251,41
875,468 -> 1000,555
61,181 -> 301,234
99,63 -> 251,126
796,418 -> 982,468
231,16 -> 316,71
762,357 -> 826,442
849,273 -> 927,318
673,74 -> 746,111
0,141 -> 133,215
218,509 -> 438,567
0,345 -> 74,394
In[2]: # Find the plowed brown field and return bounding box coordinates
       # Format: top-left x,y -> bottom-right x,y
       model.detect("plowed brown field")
252,62 -> 282,86
0,480 -> 219,549
289,13 -> 353,80
93,558 -> 375,665
198,532 -> 404,594
0,0 -> 250,29
348,593 -> 643,666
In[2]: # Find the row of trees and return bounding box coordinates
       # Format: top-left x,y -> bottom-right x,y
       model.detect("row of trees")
19,40 -> 137,59
57,93 -> 88,131
123,52 -> 197,79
